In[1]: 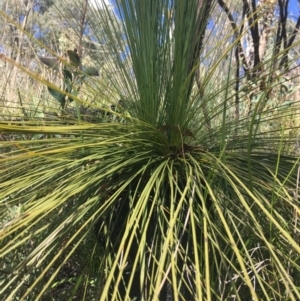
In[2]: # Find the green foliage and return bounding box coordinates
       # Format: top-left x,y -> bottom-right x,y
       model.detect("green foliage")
39,49 -> 99,109
39,57 -> 60,71
1,1 -> 300,301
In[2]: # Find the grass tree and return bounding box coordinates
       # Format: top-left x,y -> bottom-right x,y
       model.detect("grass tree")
1,0 -> 300,300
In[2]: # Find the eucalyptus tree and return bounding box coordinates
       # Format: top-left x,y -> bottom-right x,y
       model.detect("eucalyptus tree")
0,0 -> 61,113
0,0 -> 101,112
1,1 -> 300,301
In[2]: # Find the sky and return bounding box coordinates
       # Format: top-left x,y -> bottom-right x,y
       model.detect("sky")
89,0 -> 112,9
289,0 -> 299,18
